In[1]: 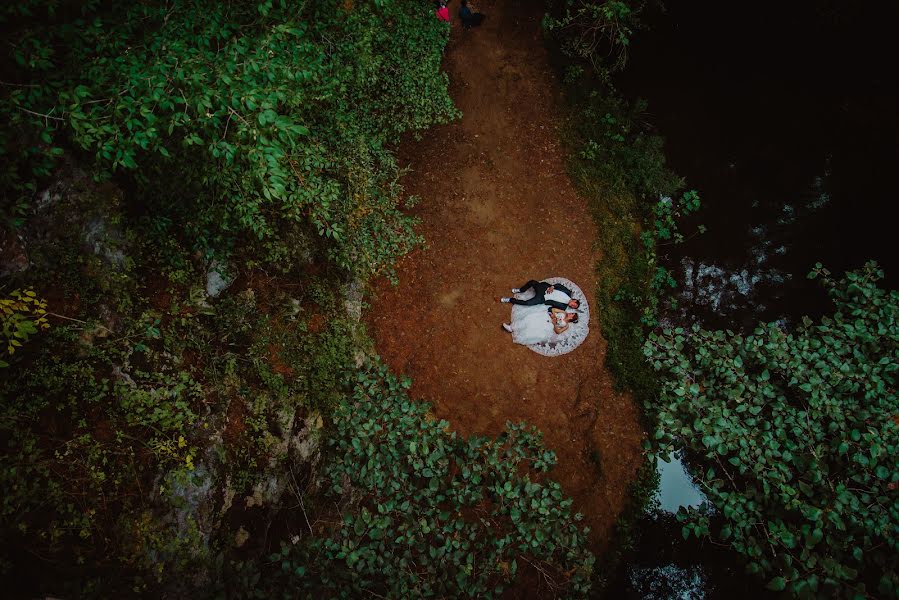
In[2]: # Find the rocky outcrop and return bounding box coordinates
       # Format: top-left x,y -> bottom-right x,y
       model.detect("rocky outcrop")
205,259 -> 236,298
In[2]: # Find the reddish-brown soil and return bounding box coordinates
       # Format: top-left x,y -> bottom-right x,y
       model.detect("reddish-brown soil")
367,1 -> 644,551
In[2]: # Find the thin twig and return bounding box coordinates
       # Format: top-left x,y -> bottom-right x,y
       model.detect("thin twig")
0,80 -> 39,88
221,111 -> 233,140
520,555 -> 560,590
15,105 -> 65,122
227,105 -> 251,128
45,311 -> 110,332
289,463 -> 314,535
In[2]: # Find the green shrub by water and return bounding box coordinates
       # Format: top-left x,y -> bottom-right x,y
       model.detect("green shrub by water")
646,263 -> 899,598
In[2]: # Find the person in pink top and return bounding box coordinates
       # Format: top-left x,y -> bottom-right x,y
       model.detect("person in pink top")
434,1 -> 450,22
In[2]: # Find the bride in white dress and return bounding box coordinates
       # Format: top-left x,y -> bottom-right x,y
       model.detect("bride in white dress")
502,276 -> 590,356
505,305 -> 579,346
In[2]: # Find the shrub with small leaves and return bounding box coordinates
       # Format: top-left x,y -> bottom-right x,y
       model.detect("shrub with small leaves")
2,0 -> 457,280
544,0 -> 648,78
0,288 -> 48,367
645,262 -> 899,598
271,362 -> 595,598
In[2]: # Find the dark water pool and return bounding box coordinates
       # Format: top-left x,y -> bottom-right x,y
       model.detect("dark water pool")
604,452 -> 771,599
604,1 -> 897,596
618,0 -> 899,331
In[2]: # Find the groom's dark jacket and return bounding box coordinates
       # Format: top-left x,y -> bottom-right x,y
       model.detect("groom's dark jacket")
531,281 -> 574,311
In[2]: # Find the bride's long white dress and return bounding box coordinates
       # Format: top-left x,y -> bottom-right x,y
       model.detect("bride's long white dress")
510,276 -> 590,357
511,305 -> 557,345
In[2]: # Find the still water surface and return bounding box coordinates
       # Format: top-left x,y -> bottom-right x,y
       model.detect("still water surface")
655,453 -> 705,514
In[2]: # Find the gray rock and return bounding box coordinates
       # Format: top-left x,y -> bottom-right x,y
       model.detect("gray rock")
245,475 -> 285,509
205,259 -> 236,298
292,412 -> 323,461
344,278 -> 364,321
83,216 -> 128,268
147,463 -> 216,588
269,406 -> 323,467
168,463 -> 215,532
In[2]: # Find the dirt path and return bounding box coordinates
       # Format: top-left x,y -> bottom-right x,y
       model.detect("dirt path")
366,0 -> 644,551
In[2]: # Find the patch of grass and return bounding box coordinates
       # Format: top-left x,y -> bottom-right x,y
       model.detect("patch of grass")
562,79 -> 674,403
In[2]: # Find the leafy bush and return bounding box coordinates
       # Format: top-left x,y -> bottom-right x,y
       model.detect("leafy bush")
569,92 -> 682,200
1,0 -> 456,279
549,8 -> 710,594
0,288 -> 48,367
544,0 -> 649,78
645,262 -> 899,598
1,0 -> 460,592
270,363 -> 595,598
0,264 -> 361,592
561,86 -> 697,593
0,322 -> 203,566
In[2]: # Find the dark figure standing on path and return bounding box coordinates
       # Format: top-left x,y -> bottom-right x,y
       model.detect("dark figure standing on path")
500,280 -> 581,311
459,0 -> 485,29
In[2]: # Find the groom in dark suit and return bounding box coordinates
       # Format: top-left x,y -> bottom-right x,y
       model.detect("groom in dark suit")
500,280 -> 580,311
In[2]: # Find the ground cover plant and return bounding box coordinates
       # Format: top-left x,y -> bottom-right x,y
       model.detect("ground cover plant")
544,1 -> 703,592
546,0 -> 700,401
264,363 -> 595,598
646,262 -> 899,598
0,257 -> 360,593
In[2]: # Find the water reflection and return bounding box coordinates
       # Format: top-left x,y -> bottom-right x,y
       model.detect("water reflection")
656,452 -> 707,514
630,563 -> 707,600
604,453 -> 769,599
623,454 -> 710,599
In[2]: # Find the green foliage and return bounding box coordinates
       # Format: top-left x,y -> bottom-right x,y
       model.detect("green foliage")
646,190 -> 702,245
561,73 -> 700,362
548,0 -> 699,397
0,288 -> 49,367
570,93 -> 683,200
1,0 -> 456,280
562,79 -> 694,397
0,327 -> 203,587
0,264 -> 359,591
270,363 -> 595,598
645,262 -> 899,598
635,191 -> 702,325
1,0 -> 459,593
544,0 -> 648,78
552,26 -> 705,594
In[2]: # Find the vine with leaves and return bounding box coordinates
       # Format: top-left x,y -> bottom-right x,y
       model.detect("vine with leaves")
266,363 -> 596,598
645,263 -> 899,597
